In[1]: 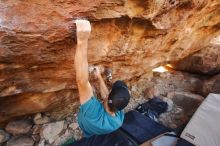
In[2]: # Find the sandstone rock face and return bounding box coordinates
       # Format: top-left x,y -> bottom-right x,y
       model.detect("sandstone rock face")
133,69 -> 219,102
172,46 -> 220,75
203,74 -> 220,96
149,71 -> 206,96
0,0 -> 220,124
167,91 -> 204,116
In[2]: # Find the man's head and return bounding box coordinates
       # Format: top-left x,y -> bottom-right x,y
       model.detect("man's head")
108,80 -> 130,112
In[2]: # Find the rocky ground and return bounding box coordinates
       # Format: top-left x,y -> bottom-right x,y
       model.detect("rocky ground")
0,84 -> 204,146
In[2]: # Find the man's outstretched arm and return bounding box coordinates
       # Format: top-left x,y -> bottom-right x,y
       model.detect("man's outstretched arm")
74,20 -> 93,104
94,67 -> 109,100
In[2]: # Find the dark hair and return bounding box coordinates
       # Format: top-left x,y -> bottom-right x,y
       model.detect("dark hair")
108,80 -> 130,112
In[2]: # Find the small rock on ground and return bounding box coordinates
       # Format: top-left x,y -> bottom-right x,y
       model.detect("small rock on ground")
0,129 -> 10,143
41,121 -> 64,144
38,139 -> 45,146
6,135 -> 34,146
34,113 -> 50,125
6,118 -> 33,135
69,123 -> 78,130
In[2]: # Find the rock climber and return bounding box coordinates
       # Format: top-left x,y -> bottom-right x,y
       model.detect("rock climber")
74,19 -> 131,137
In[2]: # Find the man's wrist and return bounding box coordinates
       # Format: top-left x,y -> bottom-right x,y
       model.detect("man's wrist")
97,74 -> 103,80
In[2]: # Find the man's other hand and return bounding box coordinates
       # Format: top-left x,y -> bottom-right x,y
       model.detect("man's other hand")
75,19 -> 91,42
93,66 -> 102,79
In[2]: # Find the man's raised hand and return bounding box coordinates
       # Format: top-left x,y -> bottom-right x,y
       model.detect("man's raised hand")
74,19 -> 91,43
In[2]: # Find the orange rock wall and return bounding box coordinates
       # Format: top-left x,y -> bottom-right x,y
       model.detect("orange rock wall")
0,0 -> 220,124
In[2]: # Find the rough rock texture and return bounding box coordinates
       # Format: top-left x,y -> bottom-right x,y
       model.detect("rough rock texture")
0,129 -> 10,143
131,69 -> 219,101
172,46 -> 220,75
40,121 -> 64,144
148,71 -> 207,96
167,91 -> 204,117
33,113 -> 50,125
6,135 -> 34,146
0,0 -> 220,124
203,74 -> 220,96
5,118 -> 33,135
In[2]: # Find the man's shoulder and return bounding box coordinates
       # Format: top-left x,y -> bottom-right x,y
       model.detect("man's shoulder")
80,96 -> 101,107
79,96 -> 104,116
